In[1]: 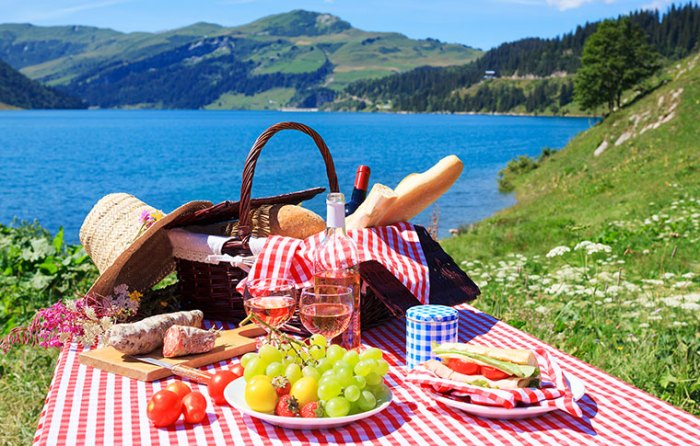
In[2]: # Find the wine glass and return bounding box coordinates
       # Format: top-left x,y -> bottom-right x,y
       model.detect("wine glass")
299,286 -> 354,343
243,278 -> 297,336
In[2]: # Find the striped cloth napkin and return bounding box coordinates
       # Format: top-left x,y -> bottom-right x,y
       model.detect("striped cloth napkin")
238,222 -> 431,304
407,348 -> 584,418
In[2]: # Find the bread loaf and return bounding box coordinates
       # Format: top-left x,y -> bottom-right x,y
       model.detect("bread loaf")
346,184 -> 398,230
378,155 -> 463,226
267,204 -> 325,239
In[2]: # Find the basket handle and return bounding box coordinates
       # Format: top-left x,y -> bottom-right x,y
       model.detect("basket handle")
237,122 -> 339,243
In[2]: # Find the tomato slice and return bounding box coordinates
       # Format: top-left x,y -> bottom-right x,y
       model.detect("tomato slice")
480,366 -> 510,380
445,358 -> 480,375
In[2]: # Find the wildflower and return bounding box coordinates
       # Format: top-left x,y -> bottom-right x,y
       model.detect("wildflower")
575,241 -> 612,255
674,281 -> 693,289
662,272 -> 676,280
672,321 -> 688,327
638,323 -> 650,328
681,272 -> 695,279
642,279 -> 664,286
546,246 -> 570,258
603,298 -> 613,303
661,293 -> 700,311
534,306 -> 549,314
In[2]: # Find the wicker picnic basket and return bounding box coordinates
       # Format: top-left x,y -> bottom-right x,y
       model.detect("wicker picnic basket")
169,121 -> 480,328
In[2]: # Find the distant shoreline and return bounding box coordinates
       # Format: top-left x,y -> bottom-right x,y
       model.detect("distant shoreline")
1,107 -> 599,119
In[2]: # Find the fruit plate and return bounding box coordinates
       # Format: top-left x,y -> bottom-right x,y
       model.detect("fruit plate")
429,373 -> 585,420
224,377 -> 393,429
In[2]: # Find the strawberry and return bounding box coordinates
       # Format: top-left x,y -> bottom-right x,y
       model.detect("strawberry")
272,376 -> 291,396
300,401 -> 324,418
275,395 -> 300,417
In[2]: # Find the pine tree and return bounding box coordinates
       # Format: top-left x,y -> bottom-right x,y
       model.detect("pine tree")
574,18 -> 661,114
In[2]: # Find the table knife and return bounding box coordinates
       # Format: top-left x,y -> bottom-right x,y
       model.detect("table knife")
132,356 -> 213,384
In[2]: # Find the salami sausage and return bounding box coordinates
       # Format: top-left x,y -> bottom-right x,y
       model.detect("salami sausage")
108,310 -> 203,355
162,325 -> 218,358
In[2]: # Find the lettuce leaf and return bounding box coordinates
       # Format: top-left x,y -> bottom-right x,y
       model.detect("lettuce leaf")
433,346 -> 539,378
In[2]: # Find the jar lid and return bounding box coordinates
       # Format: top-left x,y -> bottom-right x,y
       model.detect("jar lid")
406,305 -> 458,323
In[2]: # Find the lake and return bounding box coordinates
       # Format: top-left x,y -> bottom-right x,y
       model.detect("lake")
0,110 -> 595,241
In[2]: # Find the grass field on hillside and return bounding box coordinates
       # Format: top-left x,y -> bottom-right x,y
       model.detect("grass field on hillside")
443,53 -> 700,415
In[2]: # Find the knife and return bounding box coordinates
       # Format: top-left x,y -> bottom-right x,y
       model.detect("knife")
132,356 -> 213,385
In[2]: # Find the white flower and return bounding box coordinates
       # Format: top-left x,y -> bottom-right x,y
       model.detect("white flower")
681,272 -> 695,279
546,246 -> 571,258
662,293 -> 700,310
603,297 -> 613,303
672,321 -> 688,327
642,279 -> 664,286
535,306 -> 549,314
524,300 -> 536,306
642,249 -> 650,255
674,281 -> 693,289
574,241 -> 612,255
662,272 -> 676,279
638,323 -> 650,329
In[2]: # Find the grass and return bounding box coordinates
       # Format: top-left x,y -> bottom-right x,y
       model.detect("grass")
442,52 -> 700,415
0,347 -> 58,446
204,88 -> 296,110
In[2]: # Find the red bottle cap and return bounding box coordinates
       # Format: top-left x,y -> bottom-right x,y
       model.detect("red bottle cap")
354,165 -> 371,191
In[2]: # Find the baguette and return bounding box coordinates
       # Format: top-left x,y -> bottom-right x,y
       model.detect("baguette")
346,183 -> 398,230
378,155 -> 463,226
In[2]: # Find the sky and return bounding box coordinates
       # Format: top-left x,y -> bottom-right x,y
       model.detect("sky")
0,0 -> 694,49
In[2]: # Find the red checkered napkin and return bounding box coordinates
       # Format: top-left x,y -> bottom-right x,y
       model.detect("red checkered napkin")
407,348 -> 583,418
238,222 -> 430,304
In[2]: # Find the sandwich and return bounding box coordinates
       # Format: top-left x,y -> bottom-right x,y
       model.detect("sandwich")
425,343 -> 540,389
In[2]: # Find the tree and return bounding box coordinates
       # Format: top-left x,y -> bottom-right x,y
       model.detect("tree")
574,18 -> 661,114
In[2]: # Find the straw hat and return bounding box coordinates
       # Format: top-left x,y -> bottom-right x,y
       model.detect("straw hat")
80,193 -> 212,298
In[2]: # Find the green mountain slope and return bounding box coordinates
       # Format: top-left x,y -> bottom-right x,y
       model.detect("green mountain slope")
0,10 -> 481,109
0,58 -> 84,109
442,52 -> 700,413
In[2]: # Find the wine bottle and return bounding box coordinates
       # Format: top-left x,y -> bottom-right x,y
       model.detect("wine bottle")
314,193 -> 362,349
345,165 -> 371,216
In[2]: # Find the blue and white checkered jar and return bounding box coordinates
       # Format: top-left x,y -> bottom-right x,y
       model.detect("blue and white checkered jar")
405,305 -> 459,369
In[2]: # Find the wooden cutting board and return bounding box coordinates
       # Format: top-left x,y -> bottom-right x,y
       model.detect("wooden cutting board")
79,325 -> 265,382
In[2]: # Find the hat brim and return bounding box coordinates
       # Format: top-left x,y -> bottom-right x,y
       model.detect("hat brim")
86,200 -> 213,298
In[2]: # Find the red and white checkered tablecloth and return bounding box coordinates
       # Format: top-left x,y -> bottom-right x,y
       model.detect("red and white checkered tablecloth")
33,304 -> 700,446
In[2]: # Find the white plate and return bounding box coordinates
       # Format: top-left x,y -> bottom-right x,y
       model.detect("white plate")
224,377 -> 393,429
429,373 -> 585,420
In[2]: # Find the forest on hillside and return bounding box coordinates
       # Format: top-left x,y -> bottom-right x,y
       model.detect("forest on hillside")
342,4 -> 700,114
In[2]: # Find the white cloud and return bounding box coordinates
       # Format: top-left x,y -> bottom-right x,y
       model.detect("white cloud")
641,0 -> 673,10
545,0 -> 616,10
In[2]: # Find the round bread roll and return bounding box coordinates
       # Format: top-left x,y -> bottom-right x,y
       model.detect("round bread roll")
261,204 -> 326,239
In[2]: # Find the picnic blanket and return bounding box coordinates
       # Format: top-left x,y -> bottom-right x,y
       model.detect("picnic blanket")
32,303 -> 700,445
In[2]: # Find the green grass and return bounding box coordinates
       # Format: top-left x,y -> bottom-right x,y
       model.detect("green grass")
442,52 -> 700,415
0,346 -> 58,446
204,88 -> 296,110
0,222 -> 97,446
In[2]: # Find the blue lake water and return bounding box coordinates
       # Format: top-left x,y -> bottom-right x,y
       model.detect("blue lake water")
0,110 -> 595,242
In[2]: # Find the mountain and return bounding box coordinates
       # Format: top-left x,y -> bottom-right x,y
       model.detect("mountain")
342,4 -> 700,114
0,58 -> 85,109
0,10 -> 481,109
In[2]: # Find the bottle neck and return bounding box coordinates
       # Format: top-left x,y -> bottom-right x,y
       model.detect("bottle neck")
349,187 -> 367,204
326,198 -> 346,229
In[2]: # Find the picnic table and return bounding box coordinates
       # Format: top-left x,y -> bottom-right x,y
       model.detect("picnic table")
33,303 -> 700,445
